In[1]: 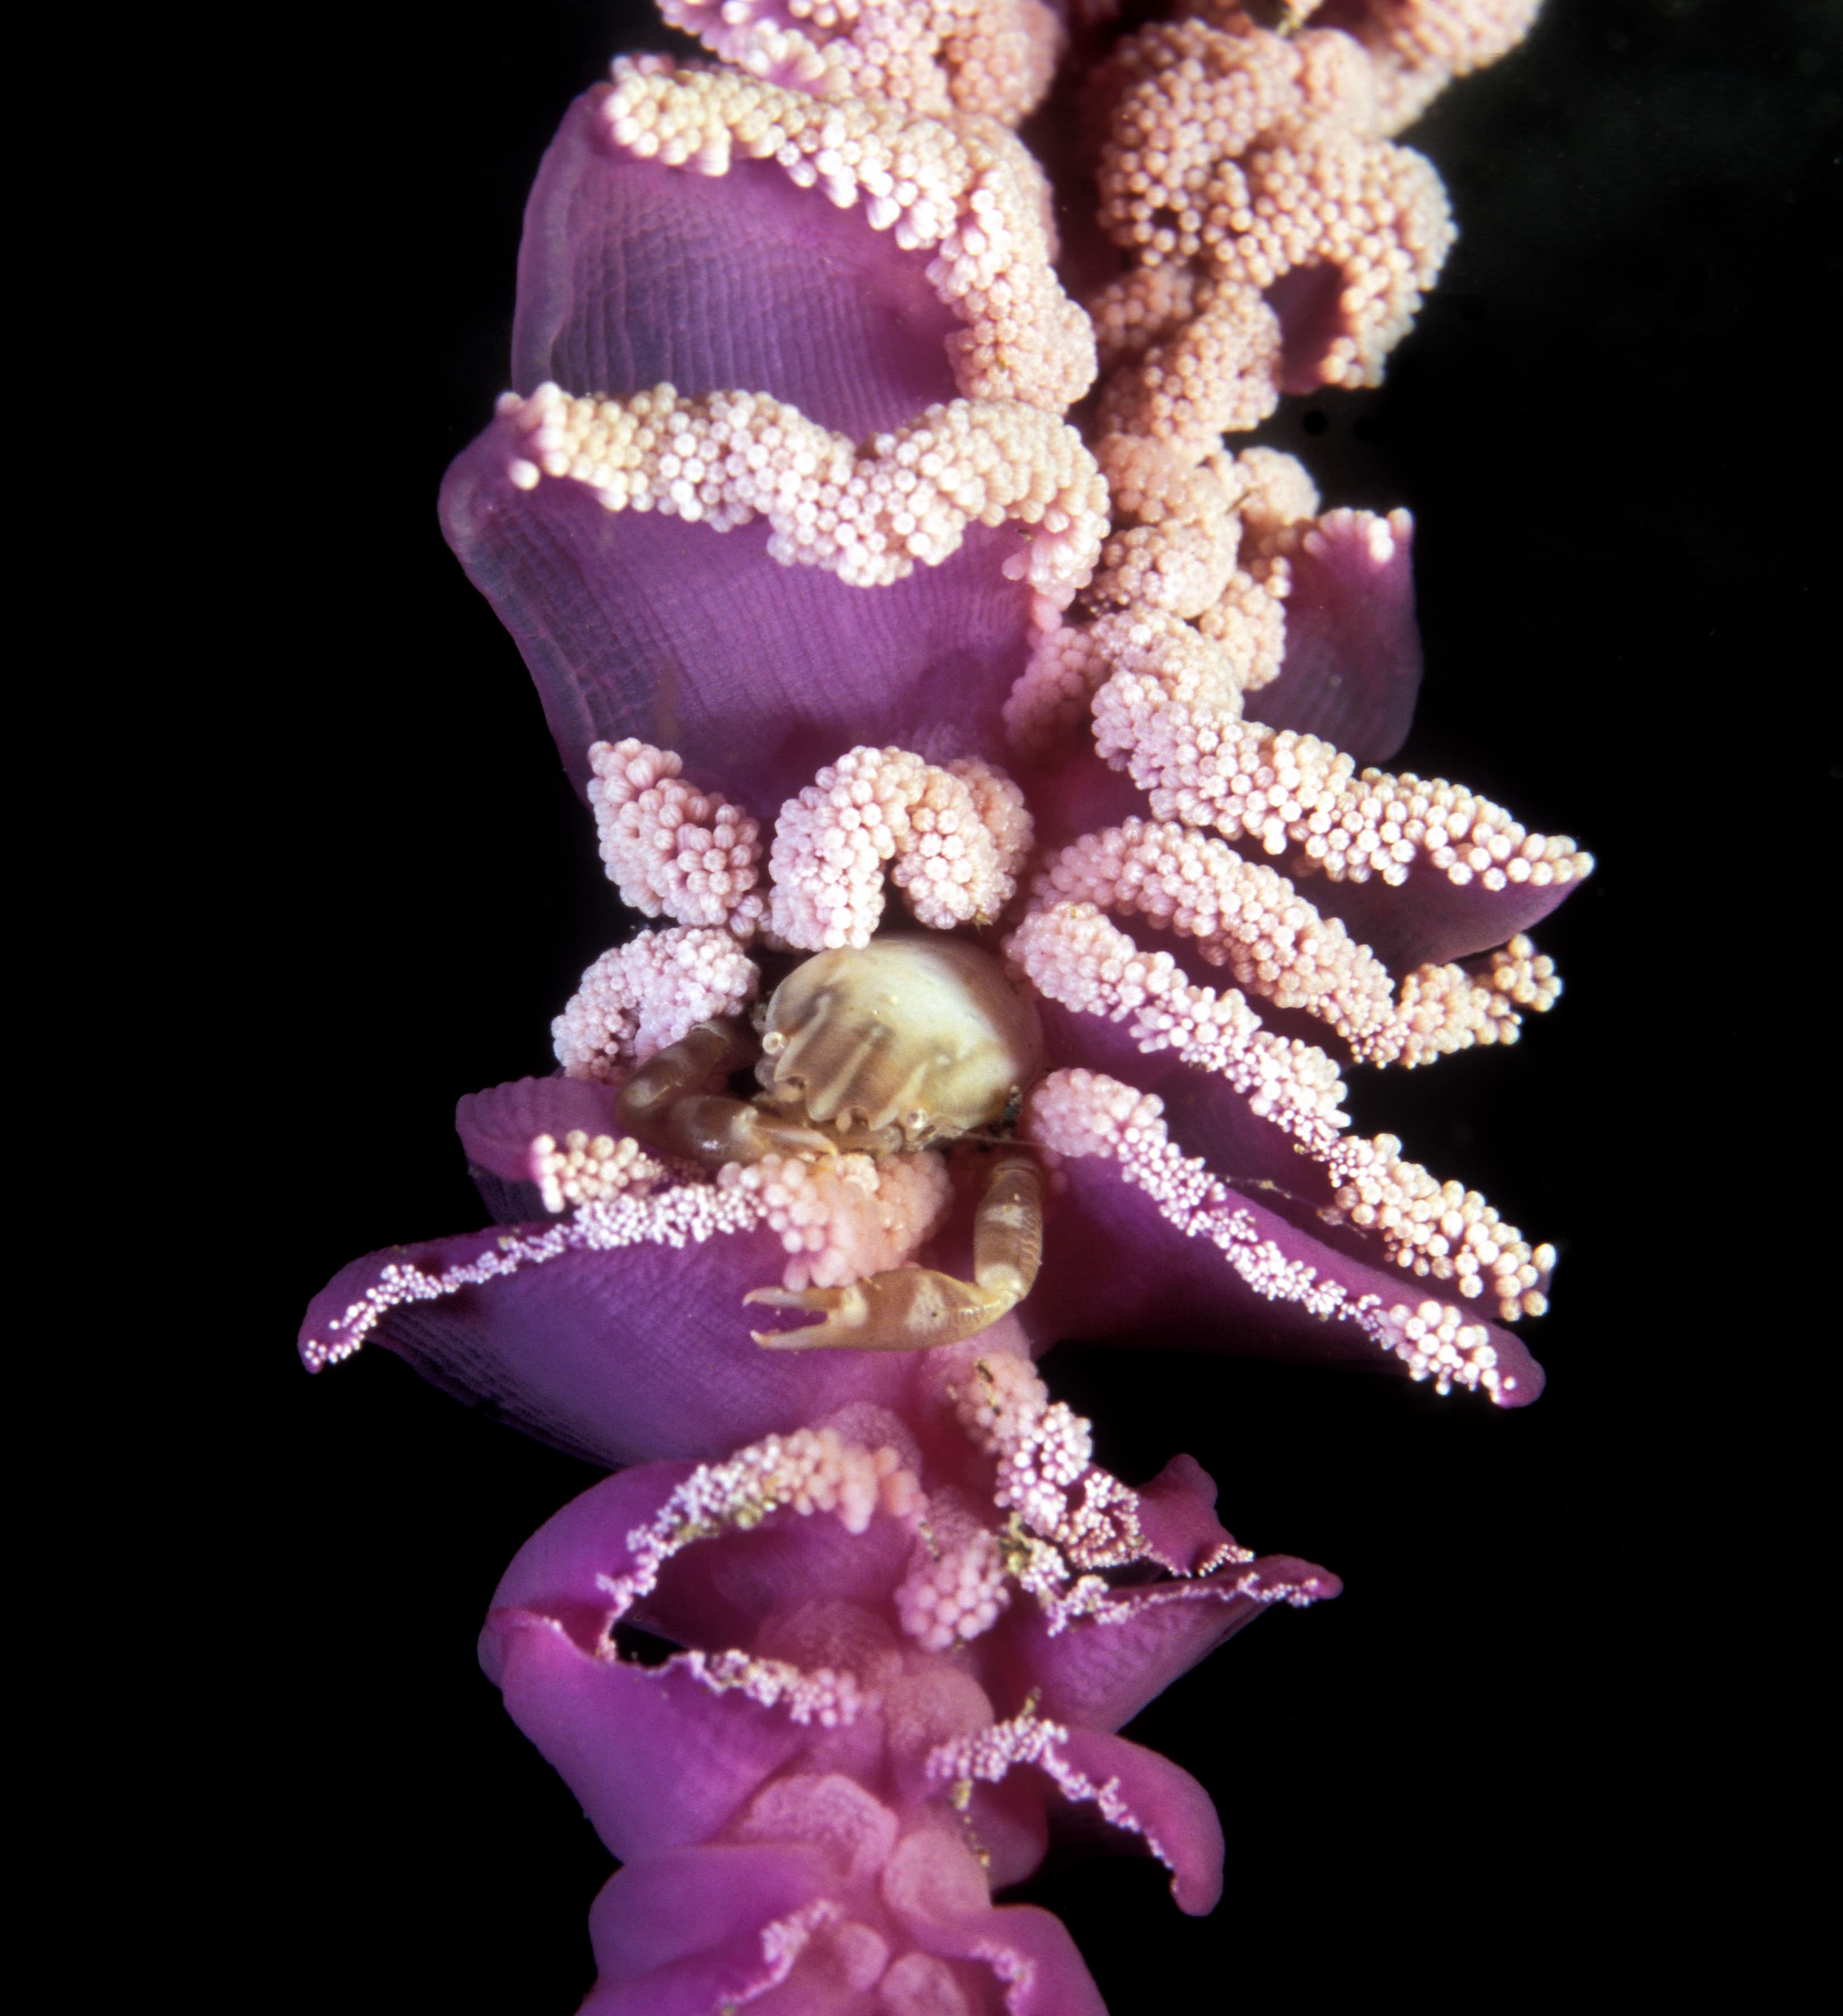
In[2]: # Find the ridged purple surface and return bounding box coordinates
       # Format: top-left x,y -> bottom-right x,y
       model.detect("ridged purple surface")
514,91 -> 964,436
441,432 -> 1037,815
1251,508 -> 1424,762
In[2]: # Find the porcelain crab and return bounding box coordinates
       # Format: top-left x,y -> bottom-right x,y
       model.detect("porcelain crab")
618,935 -> 1046,1352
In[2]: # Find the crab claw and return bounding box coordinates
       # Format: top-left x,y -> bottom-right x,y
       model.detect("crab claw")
746,1268 -> 1017,1352
747,1148 -> 1044,1351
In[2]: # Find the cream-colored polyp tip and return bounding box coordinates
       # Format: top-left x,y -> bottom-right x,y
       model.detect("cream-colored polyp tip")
764,936 -> 1044,1141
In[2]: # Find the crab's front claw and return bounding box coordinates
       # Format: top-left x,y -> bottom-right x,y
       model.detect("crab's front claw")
747,1147 -> 1044,1352
746,1268 -> 1020,1352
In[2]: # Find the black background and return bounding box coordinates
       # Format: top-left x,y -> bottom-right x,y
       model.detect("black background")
197,2 -> 1833,2005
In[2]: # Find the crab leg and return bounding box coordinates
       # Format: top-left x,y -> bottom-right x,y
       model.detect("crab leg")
747,1147 -> 1044,1352
617,1019 -> 838,1166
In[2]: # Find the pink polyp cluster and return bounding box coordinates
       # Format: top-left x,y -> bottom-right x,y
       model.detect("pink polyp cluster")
1091,270 -> 1287,447
528,1129 -> 665,1216
947,1342 -> 1058,1458
1010,911 -> 1550,1318
1035,5 -> 1485,827
1326,1128 -> 1555,1319
1037,818 -> 1392,1016
1006,602 -> 1245,759
893,1500 -> 1011,1651
1024,1067 -> 1517,1392
1030,820 -> 1557,1066
594,56 -> 1096,409
499,380 -> 1106,600
1090,433 -> 1257,620
1021,1064 -> 1172,1168
551,923 -> 761,1083
1006,899 -> 1351,1151
1092,651 -> 1592,892
1089,8 -> 1454,429
1014,443 -> 1412,773
659,0 -> 1065,127
602,1428 -> 927,1618
943,1349 -> 1146,1584
1313,0 -> 1545,135
586,737 -> 767,932
767,746 -> 1034,949
717,1150 -> 954,1292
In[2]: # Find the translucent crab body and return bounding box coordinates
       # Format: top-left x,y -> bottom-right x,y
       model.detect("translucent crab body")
618,935 -> 1048,1352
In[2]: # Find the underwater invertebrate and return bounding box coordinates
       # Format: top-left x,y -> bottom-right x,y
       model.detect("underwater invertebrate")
480,1331 -> 1336,2010
1085,5 -> 1457,441
658,0 -> 1067,125
304,691 -> 1572,1438
618,935 -> 1048,1351
302,0 -> 1590,2004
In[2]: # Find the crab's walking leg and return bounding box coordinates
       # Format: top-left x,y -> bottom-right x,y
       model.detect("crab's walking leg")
748,1147 -> 1044,1351
618,1019 -> 837,1166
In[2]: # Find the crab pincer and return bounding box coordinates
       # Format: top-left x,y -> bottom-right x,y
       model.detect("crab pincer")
747,1146 -> 1043,1351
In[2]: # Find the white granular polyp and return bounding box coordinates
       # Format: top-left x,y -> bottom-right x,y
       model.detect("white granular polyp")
1023,1068 -> 1520,1394
601,1426 -> 926,1622
767,746 -> 1034,949
528,1130 -> 664,1215
1091,13 -> 1456,432
894,1512 -> 1011,1651
1011,447 -> 1396,762
500,381 -> 1105,602
940,1348 -> 1144,1579
587,738 -> 767,934
948,1345 -> 1053,1457
1092,673 -> 1593,899
552,926 -> 760,1084
717,1149 -> 953,1292
300,1180 -> 770,1371
659,0 -> 1065,129
1028,816 -> 1565,1068
591,54 -> 1094,409
1006,899 -> 1350,1152
1335,0 -> 1543,135
1327,1130 -> 1554,1321
1006,601 -> 1245,760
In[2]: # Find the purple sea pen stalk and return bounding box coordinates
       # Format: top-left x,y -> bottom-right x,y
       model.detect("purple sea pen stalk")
303,2 -> 1592,2006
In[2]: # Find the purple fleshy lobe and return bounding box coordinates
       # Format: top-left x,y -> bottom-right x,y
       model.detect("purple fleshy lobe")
1307,855 -> 1587,974
441,434 -> 1037,815
475,1388 -> 1333,2010
302,951 -> 1544,1453
302,1221 -> 932,1465
515,92 -> 962,439
1252,507 -> 1423,763
1132,1452 -> 1239,1574
579,1843 -> 842,2014
491,1612 -> 816,1859
1055,1726 -> 1227,1915
488,1460 -> 699,1644
1024,1142 -> 1545,1406
442,77 -> 1071,815
456,1074 -> 626,1222
1004,1558 -> 1335,1736
1269,261 -> 1354,395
